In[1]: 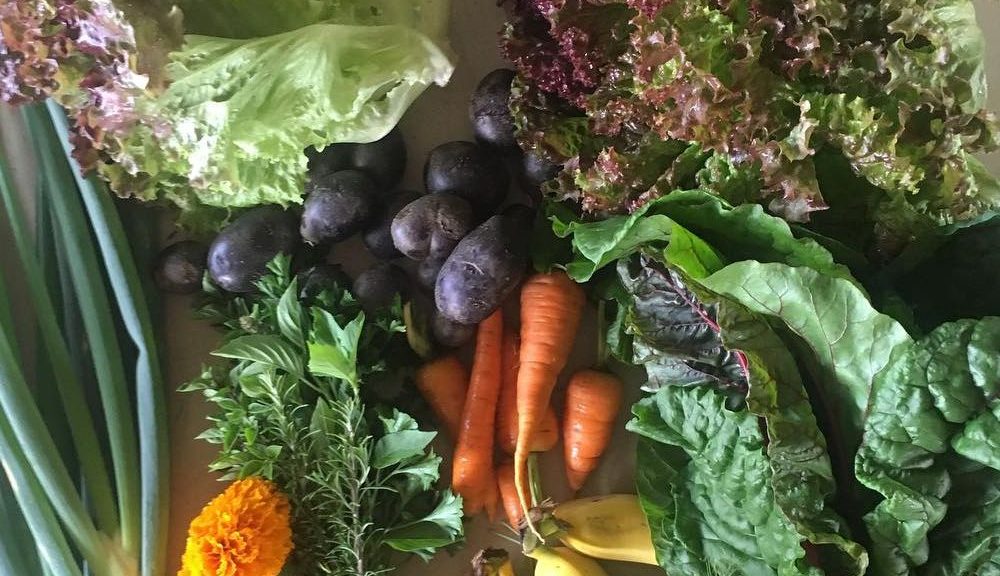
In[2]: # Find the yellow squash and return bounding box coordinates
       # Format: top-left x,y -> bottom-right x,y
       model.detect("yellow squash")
472,548 -> 517,576
552,494 -> 658,565
529,547 -> 609,576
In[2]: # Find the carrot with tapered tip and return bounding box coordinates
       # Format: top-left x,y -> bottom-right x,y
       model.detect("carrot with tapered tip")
514,271 -> 586,536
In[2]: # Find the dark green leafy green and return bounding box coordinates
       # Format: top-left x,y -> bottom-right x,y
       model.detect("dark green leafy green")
624,251 -> 869,575
549,190 -> 855,283
617,256 -> 746,400
631,386 -> 828,575
700,261 -> 912,450
856,317 -> 1000,574
184,256 -> 462,575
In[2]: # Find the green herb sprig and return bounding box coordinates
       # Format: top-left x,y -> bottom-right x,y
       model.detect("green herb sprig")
183,257 -> 463,575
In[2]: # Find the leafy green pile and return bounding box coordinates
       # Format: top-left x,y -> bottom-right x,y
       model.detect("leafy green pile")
183,256 -> 462,575
0,0 -> 453,227
546,189 -> 1000,575
503,0 -> 1000,257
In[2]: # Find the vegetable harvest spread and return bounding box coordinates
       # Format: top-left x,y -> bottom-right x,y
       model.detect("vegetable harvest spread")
1,1 -> 1000,576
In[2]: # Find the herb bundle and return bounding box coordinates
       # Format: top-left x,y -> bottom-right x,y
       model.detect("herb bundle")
183,257 -> 463,575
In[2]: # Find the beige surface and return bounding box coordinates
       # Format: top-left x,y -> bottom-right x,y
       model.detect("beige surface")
1,2 -> 999,575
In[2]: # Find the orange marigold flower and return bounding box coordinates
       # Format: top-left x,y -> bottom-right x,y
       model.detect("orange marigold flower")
178,477 -> 293,576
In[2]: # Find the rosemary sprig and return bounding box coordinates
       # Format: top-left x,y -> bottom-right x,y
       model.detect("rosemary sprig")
184,257 -> 463,575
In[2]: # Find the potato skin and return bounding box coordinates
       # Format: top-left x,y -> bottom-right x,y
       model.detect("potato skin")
391,193 -> 476,261
424,141 -> 510,218
470,69 -> 517,149
416,255 -> 446,293
434,205 -> 534,324
300,170 -> 378,245
155,240 -> 208,294
363,190 -> 422,260
351,127 -> 407,193
208,206 -> 300,293
353,262 -> 410,313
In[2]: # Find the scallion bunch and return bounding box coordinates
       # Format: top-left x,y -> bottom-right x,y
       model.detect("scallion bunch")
0,101 -> 168,576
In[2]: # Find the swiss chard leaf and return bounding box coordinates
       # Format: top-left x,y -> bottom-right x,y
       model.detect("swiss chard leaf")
699,261 -> 913,451
856,317 -> 1000,574
630,387 -> 822,575
550,189 -> 855,284
618,255 -> 747,398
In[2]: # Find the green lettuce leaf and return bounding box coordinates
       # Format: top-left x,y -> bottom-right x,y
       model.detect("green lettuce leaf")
2,0 -> 454,226
103,11 -> 452,219
856,317 -> 1000,574
631,386 -> 829,576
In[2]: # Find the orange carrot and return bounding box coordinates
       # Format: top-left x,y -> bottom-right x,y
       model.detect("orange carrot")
514,271 -> 586,531
452,310 -> 504,517
497,332 -> 559,455
415,355 -> 469,440
563,369 -> 623,491
496,460 -> 527,529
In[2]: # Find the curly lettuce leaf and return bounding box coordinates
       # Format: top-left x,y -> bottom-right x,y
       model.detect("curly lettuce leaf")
1,0 -> 454,225
856,317 -> 1000,574
101,19 -> 452,216
505,0 -> 1000,253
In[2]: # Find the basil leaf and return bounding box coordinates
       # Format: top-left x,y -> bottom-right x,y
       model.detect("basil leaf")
213,334 -> 303,376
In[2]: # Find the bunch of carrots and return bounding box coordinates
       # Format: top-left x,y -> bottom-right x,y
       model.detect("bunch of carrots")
415,271 -> 623,530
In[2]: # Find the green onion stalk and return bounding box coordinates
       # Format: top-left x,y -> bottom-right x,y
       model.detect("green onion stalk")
0,102 -> 169,576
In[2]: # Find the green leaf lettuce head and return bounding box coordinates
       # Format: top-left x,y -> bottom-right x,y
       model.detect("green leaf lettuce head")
0,0 -> 454,224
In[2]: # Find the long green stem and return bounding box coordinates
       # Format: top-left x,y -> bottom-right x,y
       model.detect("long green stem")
0,415 -> 83,576
0,308 -> 108,574
0,114 -> 118,537
29,104 -> 141,558
46,101 -> 170,576
36,177 -> 80,472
